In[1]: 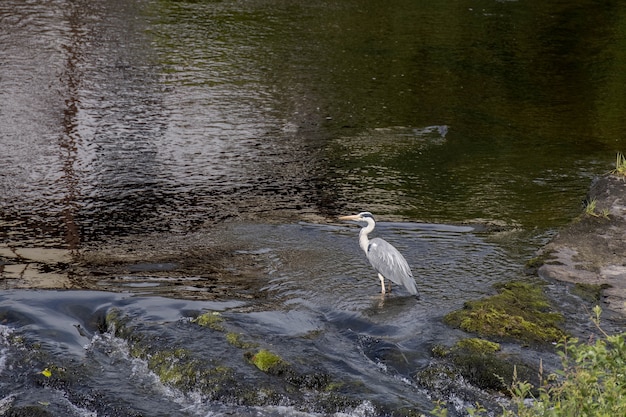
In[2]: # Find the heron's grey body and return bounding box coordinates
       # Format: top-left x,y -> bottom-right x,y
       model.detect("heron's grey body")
340,212 -> 418,296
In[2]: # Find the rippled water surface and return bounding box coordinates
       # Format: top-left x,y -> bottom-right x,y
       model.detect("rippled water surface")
0,221 -> 530,416
2,0 -> 626,246
2,0 -> 626,415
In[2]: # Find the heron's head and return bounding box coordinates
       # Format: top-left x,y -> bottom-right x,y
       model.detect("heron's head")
338,212 -> 375,223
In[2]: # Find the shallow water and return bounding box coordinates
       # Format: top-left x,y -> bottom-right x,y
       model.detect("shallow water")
1,0 -> 626,415
0,221 -> 593,416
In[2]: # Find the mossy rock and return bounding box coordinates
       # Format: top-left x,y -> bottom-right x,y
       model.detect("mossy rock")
146,348 -> 238,394
572,282 -> 611,303
444,281 -> 566,344
451,344 -> 537,393
192,311 -> 225,331
454,338 -> 500,354
148,348 -> 196,386
105,308 -> 132,338
101,309 -> 358,411
245,349 -> 288,374
105,308 -> 148,348
243,348 -> 335,391
524,250 -> 557,274
423,337 -> 537,394
285,370 -> 332,391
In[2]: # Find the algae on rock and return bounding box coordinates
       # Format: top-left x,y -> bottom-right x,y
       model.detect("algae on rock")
246,349 -> 287,373
444,281 -> 566,344
193,311 -> 225,331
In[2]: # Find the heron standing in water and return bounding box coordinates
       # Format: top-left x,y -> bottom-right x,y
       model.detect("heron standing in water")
339,212 -> 419,297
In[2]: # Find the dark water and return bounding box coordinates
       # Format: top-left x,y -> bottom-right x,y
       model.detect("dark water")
1,0 -> 626,415
2,0 -> 625,246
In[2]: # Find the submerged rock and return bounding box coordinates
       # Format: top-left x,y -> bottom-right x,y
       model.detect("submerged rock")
422,337 -> 539,395
104,307 -> 363,414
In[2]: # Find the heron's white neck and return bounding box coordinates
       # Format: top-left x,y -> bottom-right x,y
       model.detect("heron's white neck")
358,218 -> 375,254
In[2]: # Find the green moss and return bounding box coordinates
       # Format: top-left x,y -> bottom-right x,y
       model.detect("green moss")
102,310 -> 246,398
424,338 -> 536,394
436,308 -> 626,416
455,350 -> 536,394
444,281 -> 566,344
454,338 -> 501,354
524,250 -> 556,273
105,308 -> 139,342
148,348 -> 195,385
239,387 -> 282,406
247,349 -> 286,373
193,311 -> 225,331
146,348 -> 238,393
431,344 -> 449,358
105,308 -> 123,332
7,333 -> 25,345
226,332 -> 258,349
572,282 -> 611,303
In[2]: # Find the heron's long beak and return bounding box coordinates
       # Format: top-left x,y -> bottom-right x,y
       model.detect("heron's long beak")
338,214 -> 361,221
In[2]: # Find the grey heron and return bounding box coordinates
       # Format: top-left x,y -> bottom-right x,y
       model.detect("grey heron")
339,212 -> 419,297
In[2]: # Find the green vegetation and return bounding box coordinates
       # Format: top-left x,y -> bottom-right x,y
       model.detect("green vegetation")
444,281 -> 566,344
148,348 -> 197,386
572,282 -> 611,303
247,349 -> 286,373
612,151 -> 626,176
148,349 -> 237,394
192,311 -> 225,331
226,332 -> 258,349
583,198 -> 610,218
432,306 -> 626,417
454,338 -> 501,353
524,250 -> 556,274
425,338 -> 537,393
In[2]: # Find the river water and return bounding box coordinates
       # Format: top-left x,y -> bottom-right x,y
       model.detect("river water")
1,0 -> 626,416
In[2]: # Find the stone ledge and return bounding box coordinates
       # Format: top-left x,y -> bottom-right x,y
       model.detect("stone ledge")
538,175 -> 626,318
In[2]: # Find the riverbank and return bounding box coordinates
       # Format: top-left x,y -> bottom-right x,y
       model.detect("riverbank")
537,174 -> 626,319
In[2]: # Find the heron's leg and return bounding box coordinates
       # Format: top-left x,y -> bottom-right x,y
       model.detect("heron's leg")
378,273 -> 386,295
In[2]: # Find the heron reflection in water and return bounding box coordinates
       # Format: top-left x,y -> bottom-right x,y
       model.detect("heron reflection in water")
339,212 -> 419,297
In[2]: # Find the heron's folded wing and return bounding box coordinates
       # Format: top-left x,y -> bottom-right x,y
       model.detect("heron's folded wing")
367,238 -> 417,295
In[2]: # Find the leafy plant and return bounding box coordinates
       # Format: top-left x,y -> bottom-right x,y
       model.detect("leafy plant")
432,306 -> 626,417
504,324 -> 625,416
